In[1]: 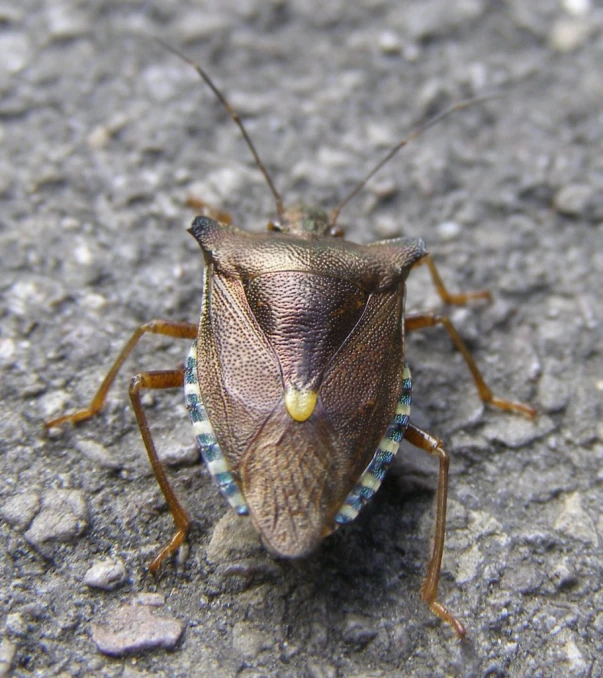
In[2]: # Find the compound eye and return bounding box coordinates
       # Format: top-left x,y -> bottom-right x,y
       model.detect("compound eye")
329,225 -> 345,238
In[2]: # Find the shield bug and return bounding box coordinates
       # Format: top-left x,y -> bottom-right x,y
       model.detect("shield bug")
46,44 -> 536,638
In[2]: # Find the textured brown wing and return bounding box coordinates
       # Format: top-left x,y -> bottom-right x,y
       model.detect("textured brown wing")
239,404 -> 336,556
197,267 -> 283,467
320,285 -> 406,486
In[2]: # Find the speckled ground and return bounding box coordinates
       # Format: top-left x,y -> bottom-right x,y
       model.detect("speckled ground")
1,1 -> 602,677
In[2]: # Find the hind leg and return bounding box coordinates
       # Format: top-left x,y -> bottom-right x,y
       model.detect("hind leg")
404,422 -> 466,638
129,369 -> 191,574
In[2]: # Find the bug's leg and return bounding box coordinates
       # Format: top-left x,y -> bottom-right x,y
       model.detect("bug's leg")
45,320 -> 198,428
414,254 -> 491,305
404,422 -> 466,639
405,312 -> 536,417
185,196 -> 233,224
129,369 -> 190,574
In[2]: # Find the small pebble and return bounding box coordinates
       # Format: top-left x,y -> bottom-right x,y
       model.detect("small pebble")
0,337 -> 15,366
308,621 -> 329,652
158,442 -> 199,467
7,278 -> 64,317
206,512 -> 263,565
548,19 -> 591,53
0,33 -> 31,74
368,177 -> 398,200
537,371 -> 570,413
554,493 -> 598,546
455,542 -> 483,584
188,168 -> 247,207
307,660 -> 337,678
229,90 -> 273,117
481,414 -> 555,449
467,509 -> 504,538
0,638 -> 16,678
365,121 -> 396,148
564,381 -> 599,446
140,392 -> 155,408
24,489 -> 88,557
0,492 -> 40,532
60,216 -> 80,231
84,558 -> 127,591
136,593 -> 165,607
553,184 -> 594,216
80,292 -> 108,311
562,0 -> 590,17
416,78 -> 447,116
72,240 -> 93,266
91,601 -> 185,657
86,125 -> 112,150
173,11 -> 228,42
141,64 -> 183,102
436,220 -> 461,241
86,113 -> 128,150
75,439 -> 122,470
378,30 -> 401,55
122,667 -> 153,678
564,635 -> 588,676
232,621 -> 272,660
46,6 -> 89,39
505,564 -> 544,595
5,612 -> 30,637
373,214 -> 402,238
38,390 -> 72,421
317,147 -> 354,169
548,558 -> 578,591
341,614 -> 378,647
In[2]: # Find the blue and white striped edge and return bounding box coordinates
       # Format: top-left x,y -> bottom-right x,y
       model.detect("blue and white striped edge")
184,338 -> 411,528
184,340 -> 248,515
334,364 -> 412,525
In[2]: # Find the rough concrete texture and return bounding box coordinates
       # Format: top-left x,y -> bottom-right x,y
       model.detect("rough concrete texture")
1,0 -> 602,676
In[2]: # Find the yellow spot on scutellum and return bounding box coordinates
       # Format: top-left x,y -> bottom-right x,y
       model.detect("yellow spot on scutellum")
284,388 -> 318,422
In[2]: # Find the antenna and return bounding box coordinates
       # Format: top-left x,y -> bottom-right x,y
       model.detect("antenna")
329,94 -> 499,226
158,39 -> 285,222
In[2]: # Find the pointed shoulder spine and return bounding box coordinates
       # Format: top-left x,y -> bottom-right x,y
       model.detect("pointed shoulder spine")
366,236 -> 427,275
188,216 -> 223,249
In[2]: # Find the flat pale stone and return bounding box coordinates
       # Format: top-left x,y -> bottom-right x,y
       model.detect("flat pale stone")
91,602 -> 185,657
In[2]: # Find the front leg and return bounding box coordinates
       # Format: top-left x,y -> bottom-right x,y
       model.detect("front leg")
414,253 -> 491,305
405,312 -> 536,417
45,320 -> 197,429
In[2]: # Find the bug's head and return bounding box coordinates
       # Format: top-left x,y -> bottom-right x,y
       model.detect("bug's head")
267,205 -> 345,239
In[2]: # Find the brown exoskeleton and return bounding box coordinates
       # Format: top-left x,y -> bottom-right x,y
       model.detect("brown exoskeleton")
46,44 -> 536,638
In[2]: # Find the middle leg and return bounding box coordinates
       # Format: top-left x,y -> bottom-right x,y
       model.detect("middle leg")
405,311 -> 536,417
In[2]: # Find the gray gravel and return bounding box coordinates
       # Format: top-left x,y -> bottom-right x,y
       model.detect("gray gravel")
1,0 -> 602,676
